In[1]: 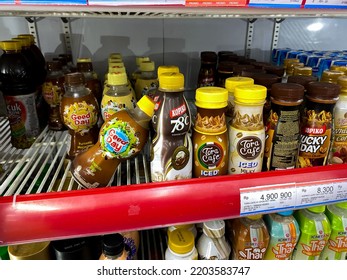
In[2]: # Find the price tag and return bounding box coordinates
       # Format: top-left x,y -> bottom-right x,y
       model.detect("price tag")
240,183 -> 296,215
304,0 -> 347,7
333,180 -> 347,201
296,181 -> 336,207
248,0 -> 302,7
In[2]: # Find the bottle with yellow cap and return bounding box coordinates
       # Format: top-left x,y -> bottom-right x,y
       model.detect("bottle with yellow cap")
0,40 -> 40,149
320,202 -> 347,260
150,72 -> 192,182
77,57 -> 102,105
292,206 -> 331,260
130,56 -> 150,88
167,223 -> 197,239
134,60 -> 158,100
228,84 -> 267,174
165,229 -> 198,260
227,215 -> 269,260
293,66 -> 313,77
71,95 -> 155,188
329,76 -> 347,165
320,69 -> 345,84
330,65 -> 347,75
224,76 -> 254,123
101,72 -> 136,121
193,87 -> 228,177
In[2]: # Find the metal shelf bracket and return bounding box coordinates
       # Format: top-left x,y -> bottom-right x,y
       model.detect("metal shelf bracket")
61,17 -> 72,55
271,18 -> 285,51
245,18 -> 257,59
25,17 -> 42,49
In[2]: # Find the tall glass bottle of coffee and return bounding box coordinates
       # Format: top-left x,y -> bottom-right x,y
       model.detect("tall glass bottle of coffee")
0,40 -> 40,149
42,60 -> 66,131
60,72 -> 99,159
150,72 -> 192,182
197,51 -> 217,88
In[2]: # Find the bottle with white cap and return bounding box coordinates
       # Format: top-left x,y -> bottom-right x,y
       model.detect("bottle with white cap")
197,220 -> 231,260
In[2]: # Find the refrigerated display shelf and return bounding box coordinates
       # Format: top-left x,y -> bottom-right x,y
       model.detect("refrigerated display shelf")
1,116 -> 347,246
1,5 -> 347,19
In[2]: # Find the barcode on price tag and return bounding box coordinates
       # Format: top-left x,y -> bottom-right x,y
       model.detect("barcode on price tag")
240,183 -> 296,215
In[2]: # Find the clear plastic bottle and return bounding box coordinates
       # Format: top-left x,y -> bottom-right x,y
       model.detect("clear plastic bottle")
71,95 -> 155,188
101,72 -> 136,122
292,206 -> 331,260
197,220 -> 231,260
134,60 -> 158,100
0,40 -> 40,149
264,211 -> 300,260
130,56 -> 150,88
165,229 -> 198,260
60,72 -> 99,159
99,233 -> 127,260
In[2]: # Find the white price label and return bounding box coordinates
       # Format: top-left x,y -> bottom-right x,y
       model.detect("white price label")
305,0 -> 347,6
333,180 -> 347,201
295,181 -> 336,207
240,184 -> 296,215
249,0 -> 301,4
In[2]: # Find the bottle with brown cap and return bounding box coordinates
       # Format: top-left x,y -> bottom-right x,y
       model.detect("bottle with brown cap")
263,83 -> 305,171
42,60 -> 66,131
101,72 -> 136,122
71,95 -> 155,188
60,72 -> 100,159
99,233 -> 127,260
0,40 -> 40,149
77,57 -> 102,105
197,51 -> 217,87
216,61 -> 237,87
329,76 -> 347,164
297,82 -> 340,168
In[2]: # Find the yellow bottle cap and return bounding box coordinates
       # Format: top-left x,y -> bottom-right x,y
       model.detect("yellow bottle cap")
140,61 -> 155,72
157,65 -> 180,77
308,205 -> 326,213
283,58 -> 300,68
137,95 -> 156,117
0,40 -> 22,51
293,66 -> 312,76
225,77 -> 254,93
12,37 -> 30,47
108,61 -> 125,70
77,57 -> 92,63
246,214 -> 263,220
108,72 -> 127,86
159,72 -> 184,90
286,62 -> 304,75
108,58 -> 122,64
17,34 -> 35,44
321,70 -> 344,84
168,229 -> 195,255
330,65 -> 347,75
109,53 -> 122,60
136,56 -> 150,66
337,76 -> 347,93
234,84 -> 267,104
108,65 -> 126,74
195,87 -> 228,109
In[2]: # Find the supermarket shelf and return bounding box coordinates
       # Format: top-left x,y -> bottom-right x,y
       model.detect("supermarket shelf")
1,5 -> 347,19
1,117 -> 347,245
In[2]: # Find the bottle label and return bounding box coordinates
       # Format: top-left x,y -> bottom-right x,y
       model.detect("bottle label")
264,108 -> 300,170
193,130 -> 228,177
101,94 -> 136,121
330,107 -> 347,164
4,92 -> 40,145
42,82 -> 62,105
297,109 -> 332,167
62,101 -> 98,132
228,127 -> 265,174
100,118 -> 140,159
234,228 -> 268,260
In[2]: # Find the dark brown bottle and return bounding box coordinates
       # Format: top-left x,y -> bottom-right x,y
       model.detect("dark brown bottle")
216,61 -> 237,87
0,40 -> 40,149
42,60 -> 66,131
197,51 -> 217,88
60,72 -> 100,159
76,58 -> 102,105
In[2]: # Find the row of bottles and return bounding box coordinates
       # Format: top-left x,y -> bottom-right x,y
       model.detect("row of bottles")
1,202 -> 346,260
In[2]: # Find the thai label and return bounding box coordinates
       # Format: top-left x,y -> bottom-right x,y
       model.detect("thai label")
235,228 -> 268,260
193,131 -> 228,177
62,101 -> 98,132
42,82 -> 62,105
4,93 -> 40,148
151,134 -> 192,182
292,220 -> 330,260
134,78 -> 158,100
101,94 -> 136,121
228,127 -> 265,174
297,109 -> 332,168
100,119 -> 139,159
264,220 -> 299,260
320,216 -> 347,260
264,108 -> 300,171
330,107 -> 347,164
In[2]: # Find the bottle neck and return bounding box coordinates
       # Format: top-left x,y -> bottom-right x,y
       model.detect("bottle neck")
128,106 -> 152,129
141,71 -> 156,79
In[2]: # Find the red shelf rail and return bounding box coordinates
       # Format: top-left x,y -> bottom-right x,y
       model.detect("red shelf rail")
1,163 -> 347,245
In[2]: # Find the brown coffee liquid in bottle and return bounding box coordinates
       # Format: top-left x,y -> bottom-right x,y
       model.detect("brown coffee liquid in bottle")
42,60 -> 66,131
297,82 -> 340,168
71,95 -> 155,188
197,51 -> 217,88
77,58 -> 102,105
60,72 -> 99,159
